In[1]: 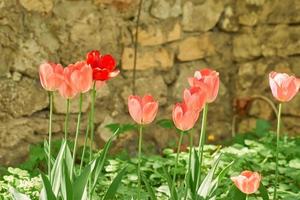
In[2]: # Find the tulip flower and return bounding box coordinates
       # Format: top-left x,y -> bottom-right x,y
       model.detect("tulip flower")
86,50 -> 119,81
128,94 -> 158,200
269,71 -> 299,102
188,68 -> 219,103
39,62 -> 64,91
188,68 -> 220,188
171,102 -> 199,195
231,171 -> 261,196
69,61 -> 93,93
183,87 -> 207,112
128,95 -> 159,125
58,66 -> 79,99
269,71 -> 300,200
172,102 -> 199,131
39,62 -> 63,180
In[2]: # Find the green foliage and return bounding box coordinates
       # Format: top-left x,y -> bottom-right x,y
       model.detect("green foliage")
1,119 -> 300,199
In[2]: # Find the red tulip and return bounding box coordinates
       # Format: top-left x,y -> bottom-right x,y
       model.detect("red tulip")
172,102 -> 199,131
69,61 -> 93,93
128,95 -> 159,125
86,50 -> 119,81
39,62 -> 64,91
231,171 -> 261,195
269,71 -> 300,102
183,87 -> 207,112
188,68 -> 219,103
58,65 -> 79,99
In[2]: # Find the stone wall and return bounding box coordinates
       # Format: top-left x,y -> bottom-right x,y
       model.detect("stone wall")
1,0 -> 300,165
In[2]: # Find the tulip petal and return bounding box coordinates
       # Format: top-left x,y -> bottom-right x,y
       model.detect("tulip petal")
128,96 -> 143,124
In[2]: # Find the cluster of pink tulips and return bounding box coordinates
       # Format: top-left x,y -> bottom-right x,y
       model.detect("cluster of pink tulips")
39,50 -> 119,186
39,48 -> 300,199
127,68 -> 299,199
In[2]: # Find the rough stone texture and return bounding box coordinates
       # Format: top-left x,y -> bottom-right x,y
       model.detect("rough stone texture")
1,0 -> 300,164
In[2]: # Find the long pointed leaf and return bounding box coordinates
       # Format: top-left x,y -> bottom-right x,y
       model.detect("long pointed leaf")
74,164 -> 92,200
51,141 -> 67,196
142,173 -> 157,200
40,173 -> 57,200
102,166 -> 127,200
61,161 -> 73,200
163,167 -> 178,200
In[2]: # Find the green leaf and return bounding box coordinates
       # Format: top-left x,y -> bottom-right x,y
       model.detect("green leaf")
156,119 -> 174,129
142,173 -> 157,200
40,173 -> 57,200
197,154 -> 222,198
259,183 -> 269,200
289,159 -> 300,169
51,140 -> 67,196
102,166 -> 127,200
61,161 -> 73,200
255,119 -> 271,136
91,129 -> 119,192
73,164 -> 92,200
226,185 -> 246,200
163,167 -> 178,200
9,187 -> 31,200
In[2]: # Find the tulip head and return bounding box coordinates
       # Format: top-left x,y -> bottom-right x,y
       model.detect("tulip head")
39,62 -> 64,91
183,87 -> 207,112
269,71 -> 299,102
172,102 -> 199,131
188,68 -> 219,103
231,171 -> 261,195
128,95 -> 159,125
86,50 -> 119,81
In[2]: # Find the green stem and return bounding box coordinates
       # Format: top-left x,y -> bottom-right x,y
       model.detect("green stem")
273,103 -> 282,200
79,112 -> 91,174
64,99 -> 71,141
184,131 -> 193,200
48,92 -> 53,182
246,194 -> 249,200
137,125 -> 143,200
71,93 -> 83,180
196,104 -> 208,188
88,82 -> 96,199
171,132 -> 184,196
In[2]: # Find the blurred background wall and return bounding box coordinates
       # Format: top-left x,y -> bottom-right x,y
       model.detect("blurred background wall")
0,0 -> 300,165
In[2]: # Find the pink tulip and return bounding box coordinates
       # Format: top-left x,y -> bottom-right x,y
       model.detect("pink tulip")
269,71 -> 299,102
128,95 -> 159,125
58,66 -> 79,99
39,62 -> 64,91
183,87 -> 207,112
69,61 -> 93,93
172,102 -> 199,131
188,68 -> 219,103
231,171 -> 261,195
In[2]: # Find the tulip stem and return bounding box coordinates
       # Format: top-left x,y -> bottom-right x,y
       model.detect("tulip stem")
88,82 -> 96,199
246,195 -> 249,200
64,99 -> 71,141
184,131 -> 193,200
79,112 -> 91,174
137,125 -> 143,200
71,93 -> 83,181
48,92 -> 53,182
274,103 -> 282,200
197,103 -> 208,188
171,132 -> 184,197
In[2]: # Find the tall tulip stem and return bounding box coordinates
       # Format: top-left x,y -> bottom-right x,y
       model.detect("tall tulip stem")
274,103 -> 282,200
79,112 -> 91,174
171,132 -> 184,196
184,131 -> 193,199
246,195 -> 249,200
137,125 -> 143,200
197,103 -> 208,188
64,99 -> 71,140
48,92 -> 53,181
71,93 -> 83,180
89,82 -> 96,199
